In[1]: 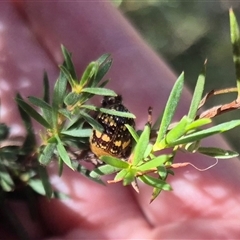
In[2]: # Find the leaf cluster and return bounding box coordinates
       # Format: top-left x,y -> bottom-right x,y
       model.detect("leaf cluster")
1,10 -> 240,205
89,9 -> 240,202
14,46 -> 137,197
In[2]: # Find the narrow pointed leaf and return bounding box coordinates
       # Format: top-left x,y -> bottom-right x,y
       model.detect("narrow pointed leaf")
100,156 -> 129,168
198,147 -> 239,159
188,61 -> 206,120
39,143 -> 56,165
0,123 -> 9,141
96,53 -> 111,65
150,187 -> 162,203
169,120 -> 240,146
143,143 -> 153,159
229,9 -> 240,97
80,111 -> 104,132
90,165 -> 119,179
125,124 -> 139,142
61,128 -> 92,137
114,169 -> 128,181
81,105 -> 136,118
71,161 -> 104,184
156,72 -> 184,143
91,59 -> 112,87
58,109 -> 72,120
81,87 -> 117,96
52,71 -> 67,127
123,170 -> 136,186
16,94 -> 36,154
58,156 -> 64,176
137,154 -> 172,171
42,73 -> 52,125
79,62 -> 97,87
185,118 -> 211,132
60,65 -> 76,88
64,92 -> 80,106
56,136 -> 73,170
28,96 -> 52,111
16,98 -> 51,128
166,116 -> 191,144
43,71 -> 50,103
0,165 -> 14,191
61,45 -> 77,80
38,165 -> 53,199
132,123 -> 151,165
139,174 -> 172,190
28,179 -> 47,196
53,72 -> 67,108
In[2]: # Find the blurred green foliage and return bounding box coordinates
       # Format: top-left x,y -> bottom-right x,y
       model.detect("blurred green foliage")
120,1 -> 240,151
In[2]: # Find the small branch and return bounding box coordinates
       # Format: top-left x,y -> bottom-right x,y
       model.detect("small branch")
198,87 -> 237,109
198,99 -> 240,119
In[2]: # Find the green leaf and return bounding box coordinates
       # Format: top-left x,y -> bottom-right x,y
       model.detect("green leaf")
71,161 -> 104,184
150,187 -> 162,203
79,62 -> 97,87
155,72 -> 184,143
99,79 -> 109,88
16,97 -> 51,129
100,108 -> 136,118
114,169 -> 128,182
91,58 -> 112,87
42,73 -> 52,125
43,71 -> 50,103
56,136 -> 73,170
64,92 -> 80,106
81,105 -> 136,118
16,94 -> 36,154
90,164 -> 119,179
28,96 -> 52,111
58,109 -> 72,120
157,165 -> 169,179
60,65 -> 76,89
100,156 -> 129,168
39,143 -> 56,165
80,111 -> 104,132
58,156 -> 64,176
125,124 -> 139,143
38,165 -> 53,198
185,118 -> 211,132
132,123 -> 151,165
139,174 -> 172,190
143,143 -> 153,159
229,9 -> 240,97
28,179 -> 47,196
53,72 -> 67,107
184,141 -> 200,153
165,116 -> 191,144
198,147 -> 239,159
81,87 -> 117,96
169,120 -> 240,146
0,123 -> 9,141
137,154 -> 172,171
96,53 -> 111,66
188,61 -> 206,120
122,170 -> 136,186
61,128 -> 92,137
61,45 -> 77,80
0,165 -> 14,191
52,71 -> 67,127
